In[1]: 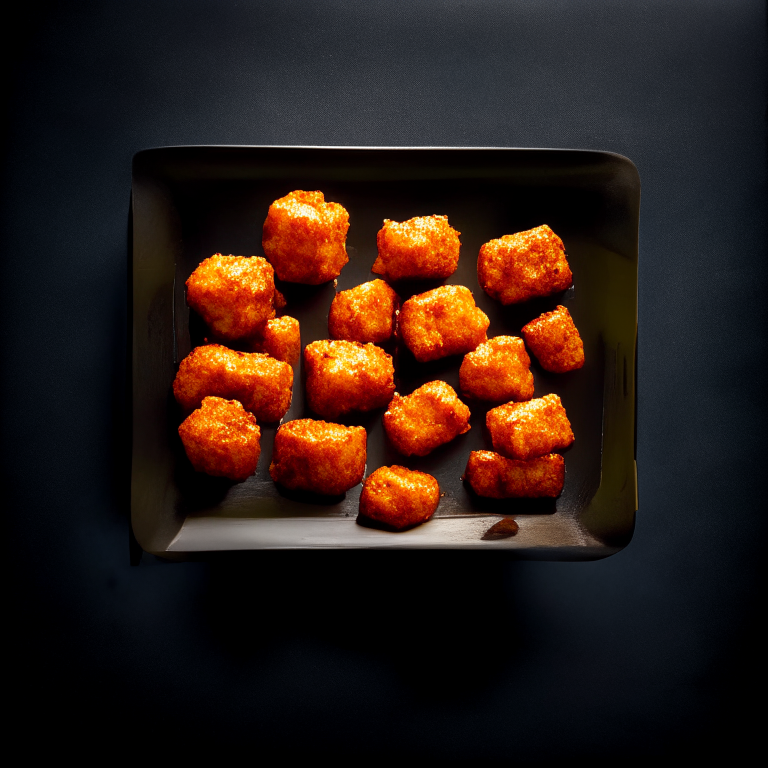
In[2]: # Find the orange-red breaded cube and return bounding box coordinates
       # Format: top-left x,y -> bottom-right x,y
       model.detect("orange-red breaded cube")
399,285 -> 489,362
249,316 -> 301,366
383,380 -> 471,457
172,344 -> 293,422
178,396 -> 261,482
359,465 -> 440,530
478,225 -> 572,305
463,450 -> 564,498
328,279 -> 400,344
372,215 -> 460,281
459,336 -> 534,402
304,340 -> 395,419
186,254 -> 276,341
486,394 -> 574,461
522,305 -> 584,373
269,418 -> 366,495
262,190 -> 350,284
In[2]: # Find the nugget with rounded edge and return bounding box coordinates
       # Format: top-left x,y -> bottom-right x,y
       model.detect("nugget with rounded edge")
383,380 -> 471,457
478,225 -> 572,305
173,344 -> 292,422
459,336 -> 534,402
304,339 -> 395,419
463,450 -> 564,498
522,305 -> 584,373
328,279 -> 400,344
269,418 -> 366,495
262,190 -> 349,284
486,394 -> 574,461
359,465 -> 440,530
178,397 -> 261,481
249,316 -> 301,366
186,254 -> 276,341
399,285 -> 489,362
372,215 -> 460,281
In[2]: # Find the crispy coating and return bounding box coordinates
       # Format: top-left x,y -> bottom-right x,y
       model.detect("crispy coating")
486,394 -> 574,461
262,190 -> 350,284
463,450 -> 564,498
399,285 -> 489,362
359,465 -> 440,530
304,340 -> 395,419
269,418 -> 366,495
522,305 -> 584,373
328,279 -> 400,344
249,316 -> 301,366
186,254 -> 276,341
173,344 -> 293,422
383,380 -> 471,457
459,336 -> 534,402
178,397 -> 261,482
478,225 -> 572,305
372,215 -> 460,281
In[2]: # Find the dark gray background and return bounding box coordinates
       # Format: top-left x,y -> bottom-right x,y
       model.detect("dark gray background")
2,0 -> 765,761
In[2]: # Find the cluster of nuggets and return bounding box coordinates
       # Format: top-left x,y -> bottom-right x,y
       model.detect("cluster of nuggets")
172,189 -> 585,531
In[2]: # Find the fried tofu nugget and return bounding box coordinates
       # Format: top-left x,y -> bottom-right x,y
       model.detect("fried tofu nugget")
173,344 -> 293,422
478,225 -> 572,305
522,305 -> 584,373
400,285 -> 489,362
463,450 -> 564,498
186,254 -> 276,341
249,316 -> 301,366
459,336 -> 534,402
372,215 -> 460,281
328,279 -> 400,345
383,380 -> 470,457
304,340 -> 395,419
359,465 -> 440,530
262,190 -> 350,284
178,396 -> 261,481
486,394 -> 574,461
269,418 -> 366,495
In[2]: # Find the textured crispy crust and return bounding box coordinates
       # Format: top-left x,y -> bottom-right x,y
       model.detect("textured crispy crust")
262,190 -> 350,284
399,285 -> 489,362
383,380 -> 471,457
269,419 -> 366,495
372,215 -> 460,281
486,394 -> 574,461
522,305 -> 584,373
328,279 -> 400,344
459,336 -> 534,402
463,451 -> 564,498
186,254 -> 276,341
249,316 -> 301,366
172,344 -> 293,422
304,339 -> 395,419
178,397 -> 261,481
359,465 -> 440,530
478,225 -> 572,305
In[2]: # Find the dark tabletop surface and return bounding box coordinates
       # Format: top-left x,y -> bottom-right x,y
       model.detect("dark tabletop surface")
3,1 -> 765,761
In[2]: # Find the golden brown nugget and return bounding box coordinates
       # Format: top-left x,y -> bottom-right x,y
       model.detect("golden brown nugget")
269,419 -> 366,495
186,254 -> 276,341
372,215 -> 460,281
178,397 -> 261,482
399,285 -> 490,362
173,344 -> 293,422
486,394 -> 574,461
522,305 -> 584,373
359,466 -> 440,530
249,316 -> 301,366
262,190 -> 350,284
304,340 -> 395,419
478,225 -> 573,305
328,279 -> 400,345
459,336 -> 534,402
463,450 -> 564,499
383,380 -> 471,457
